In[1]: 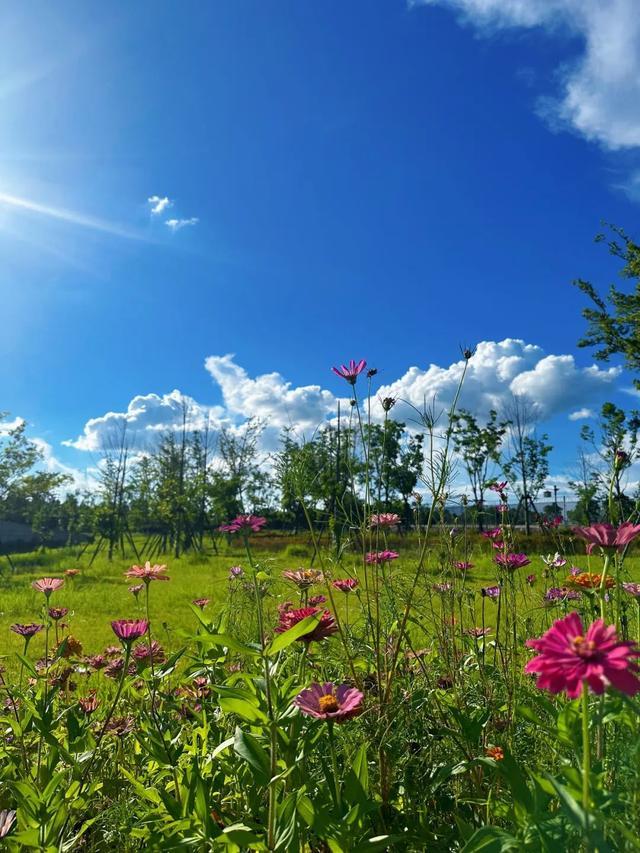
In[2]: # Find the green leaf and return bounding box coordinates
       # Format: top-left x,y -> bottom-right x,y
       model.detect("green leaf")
461,826 -> 521,852
264,613 -> 320,656
219,697 -> 268,724
233,727 -> 270,785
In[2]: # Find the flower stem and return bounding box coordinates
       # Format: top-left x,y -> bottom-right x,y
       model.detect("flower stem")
581,681 -> 591,847
326,721 -> 342,813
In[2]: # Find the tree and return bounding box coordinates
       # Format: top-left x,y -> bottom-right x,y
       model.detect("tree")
568,449 -> 601,525
451,409 -> 508,530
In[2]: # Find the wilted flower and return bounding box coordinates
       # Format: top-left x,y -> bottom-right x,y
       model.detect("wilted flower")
453,561 -> 474,571
541,553 -> 567,569
125,562 -> 169,583
494,553 -> 531,571
433,582 -> 453,594
105,715 -> 135,737
274,607 -> 338,643
281,569 -> 324,589
48,607 -> 69,621
58,635 -> 83,658
0,809 -> 16,839
104,658 -> 125,679
485,746 -> 504,761
573,522 -> 640,554
32,577 -> 64,597
331,359 -> 367,385
332,578 -> 359,593
365,550 -> 399,565
87,654 -> 107,670
218,515 -> 267,533
64,569 -> 80,577
104,645 -> 121,657
78,693 -> 100,715
11,623 -> 43,638
481,586 -> 501,600
622,583 -> 640,598
192,597 -> 210,609
295,682 -> 364,722
111,619 -> 149,645
370,513 -> 401,527
381,397 -> 396,412
496,503 -> 509,513
366,367 -> 378,378
525,612 -> 640,698
489,482 -> 508,495
308,595 -> 327,606
614,449 -> 629,467
129,585 -> 144,598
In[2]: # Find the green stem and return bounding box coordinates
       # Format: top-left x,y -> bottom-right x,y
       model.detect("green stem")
327,721 -> 342,813
582,682 -> 591,847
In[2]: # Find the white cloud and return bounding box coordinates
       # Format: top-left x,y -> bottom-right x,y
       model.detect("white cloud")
413,0 -> 640,150
165,217 -> 199,232
0,416 -> 25,434
31,438 -> 98,492
569,407 -> 595,420
147,195 -> 173,215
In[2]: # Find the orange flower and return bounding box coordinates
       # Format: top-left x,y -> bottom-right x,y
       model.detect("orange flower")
568,572 -> 615,590
485,746 -> 504,761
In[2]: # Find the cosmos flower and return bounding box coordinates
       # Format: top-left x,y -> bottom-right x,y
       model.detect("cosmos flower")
218,515 -> 267,533
573,522 -> 640,554
331,359 -> 367,385
482,527 -> 503,541
541,553 -> 567,569
332,578 -> 359,593
481,586 -> 501,600
622,583 -> 640,598
365,550 -> 399,565
433,582 -> 453,594
295,682 -> 364,722
281,569 -> 324,589
525,612 -> 640,698
369,513 -> 401,527
494,553 -> 531,570
544,587 -> 582,603
229,566 -> 244,579
111,619 -> 149,645
124,562 -> 169,583
11,623 -> 43,638
32,577 -> 64,597
274,607 -> 338,643
192,598 -> 210,609
129,585 -> 144,597
453,561 -> 474,571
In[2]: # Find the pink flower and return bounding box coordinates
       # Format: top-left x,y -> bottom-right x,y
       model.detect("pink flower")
0,810 -> 16,839
125,562 -> 169,583
525,612 -> 640,698
218,515 -> 267,533
482,527 -> 503,541
308,595 -> 327,606
453,561 -> 474,571
111,619 -> 149,644
274,607 -> 338,643
496,503 -> 509,513
78,694 -> 100,715
129,585 -> 144,597
365,550 -> 399,565
64,569 -> 80,577
11,623 -> 43,638
526,574 -> 536,585
331,359 -> 367,385
489,482 -> 508,494
295,682 -> 364,722
482,586 -> 501,599
494,553 -> 531,570
369,513 -> 401,528
32,577 -> 64,597
622,583 -> 640,598
229,565 -> 244,579
133,641 -> 166,665
573,522 -> 640,553
192,598 -> 210,609
281,569 -> 324,589
332,578 -> 359,593
48,607 -> 68,621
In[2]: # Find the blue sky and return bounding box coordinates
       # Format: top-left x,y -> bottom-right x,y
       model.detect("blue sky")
1,0 -> 639,489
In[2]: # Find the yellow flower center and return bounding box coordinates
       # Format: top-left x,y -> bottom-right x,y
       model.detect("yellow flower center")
318,694 -> 340,713
571,635 -> 596,657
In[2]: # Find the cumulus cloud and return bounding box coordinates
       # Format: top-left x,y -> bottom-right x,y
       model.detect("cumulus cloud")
32,438 -> 98,491
569,407 -> 595,420
165,217 -> 198,232
63,390 -> 225,452
147,195 -> 173,215
413,0 -> 640,150
0,416 -> 25,434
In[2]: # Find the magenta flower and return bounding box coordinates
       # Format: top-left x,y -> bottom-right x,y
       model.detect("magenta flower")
48,607 -> 68,621
365,550 -> 399,565
111,619 -> 149,645
192,598 -> 210,609
482,527 -> 503,541
496,503 -> 509,513
489,482 -> 508,494
573,522 -> 640,554
295,682 -> 364,722
133,640 -> 166,665
331,359 -> 367,385
11,623 -> 43,638
622,583 -> 640,598
332,578 -> 359,593
308,595 -> 327,606
274,607 -> 338,643
125,562 -> 169,583
369,513 -> 401,528
229,565 -> 244,579
494,553 -> 531,571
32,577 -> 64,597
482,586 -> 501,599
525,612 -> 640,698
218,515 -> 267,533
129,584 -> 144,597
544,587 -> 581,603
526,574 -> 536,586
453,561 -> 474,571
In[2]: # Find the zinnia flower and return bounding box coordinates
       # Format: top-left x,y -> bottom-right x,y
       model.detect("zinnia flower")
78,694 -> 100,715
369,513 -> 401,528
229,565 -> 244,579
111,619 -> 149,645
308,595 -> 327,606
481,586 -> 501,600
453,561 -> 474,571
192,598 -> 210,609
218,515 -> 267,533
125,562 -> 169,583
568,572 -> 615,590
544,587 -> 581,603
485,746 -> 504,761
48,607 -> 69,621
133,641 -> 166,665
365,550 -> 399,565
281,569 -> 324,589
494,553 -> 531,570
11,623 -> 43,638
332,578 -> 359,593
622,583 -> 640,598
32,577 -> 64,597
573,522 -> 640,554
331,359 -> 367,385
525,611 -> 640,698
295,682 -> 364,722
274,607 -> 337,643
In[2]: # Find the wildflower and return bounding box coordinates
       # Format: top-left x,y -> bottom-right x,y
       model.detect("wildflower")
496,503 -> 509,513
331,359 -> 367,385
274,607 -> 338,643
192,597 -> 210,610
111,619 -> 149,645
58,635 -> 83,658
104,658 -> 125,679
229,565 -> 244,579
544,587 -> 581,603
615,449 -> 629,467
365,550 -> 399,565
526,574 -> 536,585
494,553 -> 531,571
281,569 -> 324,589
462,346 -> 475,360
485,746 -> 504,761
64,569 -> 80,577
78,693 -> 100,715
541,553 -> 567,569
525,612 -> 640,698
481,586 -> 501,600
295,682 -> 364,722
489,482 -> 508,495
433,582 -> 453,594
366,367 -> 378,378
105,715 -> 135,737
308,595 -> 327,606
104,645 -> 121,657
569,566 -> 582,576
0,809 -> 16,839
125,562 -> 169,583
482,527 -> 503,541
381,396 -> 396,412
133,641 -> 166,665
218,515 -> 267,533
569,572 -> 615,590
32,577 -> 64,597
48,607 -> 69,621
453,561 -> 474,571
87,654 -> 107,670
11,623 -> 43,638
129,584 -> 144,597
622,583 -> 640,598
332,578 -> 359,593
573,522 -> 640,553
465,627 -> 492,638
370,512 -> 401,527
